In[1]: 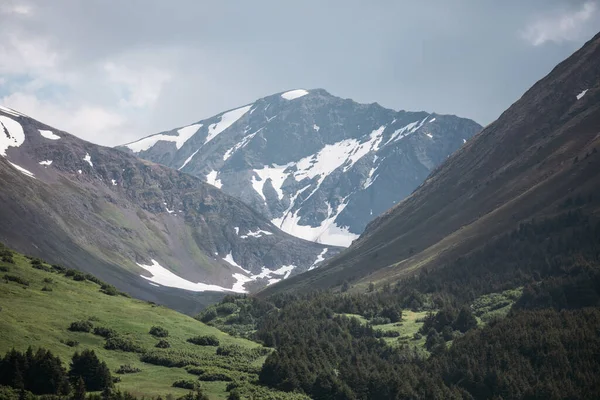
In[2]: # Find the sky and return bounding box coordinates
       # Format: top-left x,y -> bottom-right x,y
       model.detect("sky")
0,1 -> 599,146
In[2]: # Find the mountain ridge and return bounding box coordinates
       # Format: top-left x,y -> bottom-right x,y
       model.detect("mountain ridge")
0,105 -> 338,313
118,88 -> 481,247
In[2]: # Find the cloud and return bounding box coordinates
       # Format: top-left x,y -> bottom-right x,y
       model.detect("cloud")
0,4 -> 32,15
1,92 -> 126,144
521,1 -> 599,46
104,62 -> 171,108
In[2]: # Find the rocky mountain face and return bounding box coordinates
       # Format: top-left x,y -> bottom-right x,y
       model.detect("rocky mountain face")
0,106 -> 337,314
118,89 -> 481,247
261,32 -> 600,296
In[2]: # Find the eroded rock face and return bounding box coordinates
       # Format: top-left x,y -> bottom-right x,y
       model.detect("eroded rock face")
119,89 -> 481,247
0,106 -> 337,314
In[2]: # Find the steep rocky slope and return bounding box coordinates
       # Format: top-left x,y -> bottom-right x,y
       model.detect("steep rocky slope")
261,32 -> 600,295
0,106 -> 336,313
118,89 -> 481,246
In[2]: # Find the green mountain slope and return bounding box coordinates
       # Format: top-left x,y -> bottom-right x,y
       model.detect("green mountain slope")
0,243 -> 306,400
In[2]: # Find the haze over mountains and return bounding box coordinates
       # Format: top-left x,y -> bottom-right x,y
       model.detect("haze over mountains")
118,89 -> 480,247
0,106 -> 338,314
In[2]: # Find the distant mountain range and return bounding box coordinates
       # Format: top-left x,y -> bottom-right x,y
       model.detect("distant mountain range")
118,89 -> 481,247
0,106 -> 338,314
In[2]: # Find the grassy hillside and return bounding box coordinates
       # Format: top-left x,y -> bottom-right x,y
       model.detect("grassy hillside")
0,244 -> 307,400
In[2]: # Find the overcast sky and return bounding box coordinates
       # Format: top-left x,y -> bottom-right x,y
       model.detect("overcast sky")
1,1 -> 599,146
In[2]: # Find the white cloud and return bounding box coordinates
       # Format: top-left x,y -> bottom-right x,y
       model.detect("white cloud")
0,34 -> 60,75
0,4 -> 32,15
1,92 -> 125,143
521,1 -> 598,46
104,62 -> 171,108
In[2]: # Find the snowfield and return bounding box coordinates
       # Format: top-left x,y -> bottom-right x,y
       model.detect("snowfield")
281,89 -> 309,100
0,116 -> 25,156
206,105 -> 252,144
125,123 -> 203,152
39,129 -> 61,140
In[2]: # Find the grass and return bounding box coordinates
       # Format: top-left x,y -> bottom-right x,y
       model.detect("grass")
0,250 -> 302,399
471,287 -> 523,324
339,310 -> 429,350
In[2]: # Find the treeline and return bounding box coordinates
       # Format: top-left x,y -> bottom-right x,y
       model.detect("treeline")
0,348 -> 111,396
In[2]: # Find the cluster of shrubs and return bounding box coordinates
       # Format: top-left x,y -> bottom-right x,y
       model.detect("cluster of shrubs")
172,380 -> 198,390
104,336 -> 144,353
3,274 -> 29,286
115,364 -> 141,374
186,367 -> 234,382
156,339 -> 171,348
187,335 -> 219,346
93,326 -> 118,338
149,326 -> 169,337
69,320 -> 94,333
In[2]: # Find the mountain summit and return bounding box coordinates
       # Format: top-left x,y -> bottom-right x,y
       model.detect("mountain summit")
118,89 -> 481,246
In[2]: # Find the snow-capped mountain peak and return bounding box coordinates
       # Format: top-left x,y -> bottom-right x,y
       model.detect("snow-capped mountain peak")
118,89 -> 481,247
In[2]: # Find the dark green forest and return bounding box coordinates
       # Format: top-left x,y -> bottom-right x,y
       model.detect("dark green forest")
198,209 -> 600,399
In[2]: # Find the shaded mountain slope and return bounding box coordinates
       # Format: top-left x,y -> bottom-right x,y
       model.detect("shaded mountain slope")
261,31 -> 600,295
0,107 -> 337,313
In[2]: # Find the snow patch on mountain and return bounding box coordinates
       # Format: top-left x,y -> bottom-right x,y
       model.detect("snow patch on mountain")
83,153 -> 93,167
252,164 -> 289,200
223,128 -> 261,161
206,170 -> 222,188
39,160 -> 53,166
137,259 -> 238,292
281,89 -> 309,100
39,129 -> 61,140
206,105 -> 252,144
240,229 -> 273,239
0,116 -> 25,156
577,89 -> 588,100
223,252 -> 242,269
8,161 -> 35,178
179,149 -> 199,170
274,201 -> 359,247
309,248 -> 329,271
125,123 -> 202,152
0,106 -> 26,117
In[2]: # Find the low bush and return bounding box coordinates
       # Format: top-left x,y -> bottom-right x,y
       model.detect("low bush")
68,320 -> 93,333
155,339 -> 171,348
3,274 -> 29,286
188,367 -> 234,382
51,264 -> 66,273
172,380 -> 198,390
43,277 -> 53,283
93,326 -> 118,338
72,273 -> 86,282
149,326 -> 169,337
187,335 -> 219,346
104,336 -> 143,353
41,286 -> 53,292
0,266 -> 9,272
100,283 -> 118,296
115,364 -> 141,374
61,339 -> 79,347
